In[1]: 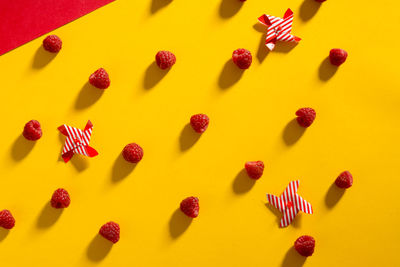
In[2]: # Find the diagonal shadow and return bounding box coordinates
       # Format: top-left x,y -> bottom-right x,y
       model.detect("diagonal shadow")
299,0 -> 321,22
86,234 -> 113,262
218,59 -> 244,89
111,153 -> 137,182
282,119 -> 306,146
0,228 -> 9,241
143,62 -> 170,90
11,135 -> 36,161
32,46 -> 57,69
257,33 -> 270,63
319,57 -> 337,81
265,203 -> 282,226
179,124 -> 201,151
325,183 -> 345,208
274,42 -> 299,53
169,208 -> 192,239
75,82 -> 104,110
232,169 -> 256,194
70,155 -> 90,172
281,246 -> 307,267
36,202 -> 63,229
219,0 -> 243,19
150,0 -> 173,14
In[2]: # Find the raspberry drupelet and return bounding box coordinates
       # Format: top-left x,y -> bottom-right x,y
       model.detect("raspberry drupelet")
294,235 -> 315,257
180,197 -> 199,218
99,221 -> 120,243
43,35 -> 62,53
23,120 -> 42,141
122,143 -> 144,163
232,48 -> 252,69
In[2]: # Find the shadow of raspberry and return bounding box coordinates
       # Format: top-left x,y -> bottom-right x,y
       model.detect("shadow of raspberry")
111,153 -> 137,183
150,0 -> 173,14
281,246 -> 307,267
179,124 -> 201,151
11,135 -> 36,161
36,202 -> 63,229
232,169 -> 256,194
299,0 -> 321,22
219,0 -> 243,19
0,228 -> 9,241
282,119 -> 306,146
74,82 -> 104,110
86,234 -> 113,262
218,59 -> 244,89
325,183 -> 345,208
169,208 -> 192,239
32,46 -> 57,69
319,57 -> 338,81
143,62 -> 170,90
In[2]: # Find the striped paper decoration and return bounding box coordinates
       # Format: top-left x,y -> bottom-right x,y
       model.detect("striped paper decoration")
267,180 -> 313,228
58,120 -> 98,163
258,9 -> 301,51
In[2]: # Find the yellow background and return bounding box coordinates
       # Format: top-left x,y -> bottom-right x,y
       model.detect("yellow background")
0,0 -> 399,266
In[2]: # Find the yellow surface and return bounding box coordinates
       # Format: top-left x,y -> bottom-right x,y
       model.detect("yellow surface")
0,0 -> 399,266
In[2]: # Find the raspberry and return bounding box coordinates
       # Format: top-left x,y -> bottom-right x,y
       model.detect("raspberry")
43,35 -> 62,53
245,161 -> 264,179
294,235 -> 315,257
335,171 -> 353,189
190,114 -> 209,133
155,51 -> 176,69
295,108 -> 316,128
51,188 -> 71,209
329,49 -> 348,66
0,210 -> 15,229
89,68 -> 110,89
232,48 -> 252,69
122,143 -> 144,163
23,120 -> 42,141
180,197 -> 199,218
99,221 -> 120,243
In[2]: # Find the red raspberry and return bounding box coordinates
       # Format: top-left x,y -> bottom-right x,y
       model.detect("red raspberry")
295,108 -> 316,128
155,51 -> 176,69
329,49 -> 348,66
89,68 -> 110,89
99,221 -> 120,243
43,35 -> 62,53
23,120 -> 42,141
294,235 -> 315,257
190,114 -> 209,133
232,48 -> 252,69
0,210 -> 15,229
51,188 -> 71,209
335,171 -> 353,189
245,161 -> 264,179
180,197 -> 199,218
122,143 -> 144,163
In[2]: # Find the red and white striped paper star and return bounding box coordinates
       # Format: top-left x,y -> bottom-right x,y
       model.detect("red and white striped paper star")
267,180 -> 313,228
58,120 -> 98,163
258,9 -> 301,51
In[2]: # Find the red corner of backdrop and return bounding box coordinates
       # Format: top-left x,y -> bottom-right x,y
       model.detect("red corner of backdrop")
0,0 -> 115,56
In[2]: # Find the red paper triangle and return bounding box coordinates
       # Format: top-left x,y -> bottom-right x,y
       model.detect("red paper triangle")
0,0 -> 115,56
